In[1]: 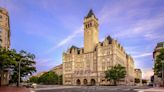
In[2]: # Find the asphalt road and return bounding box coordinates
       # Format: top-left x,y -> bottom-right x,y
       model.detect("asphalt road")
36,88 -> 137,92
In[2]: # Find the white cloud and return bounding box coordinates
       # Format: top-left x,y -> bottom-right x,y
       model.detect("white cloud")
57,26 -> 83,47
36,58 -> 55,67
113,13 -> 164,38
46,25 -> 83,53
133,52 -> 152,58
144,32 -> 164,40
98,0 -> 146,24
97,0 -> 164,40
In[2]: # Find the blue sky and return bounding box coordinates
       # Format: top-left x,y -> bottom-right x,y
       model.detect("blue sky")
0,0 -> 164,79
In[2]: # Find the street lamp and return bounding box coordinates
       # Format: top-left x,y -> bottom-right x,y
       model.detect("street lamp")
18,58 -> 24,87
161,60 -> 164,87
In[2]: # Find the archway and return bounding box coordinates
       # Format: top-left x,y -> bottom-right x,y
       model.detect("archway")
91,79 -> 96,86
83,79 -> 88,85
76,79 -> 81,85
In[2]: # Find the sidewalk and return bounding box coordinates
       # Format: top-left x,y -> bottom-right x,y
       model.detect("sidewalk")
0,86 -> 33,92
136,87 -> 164,92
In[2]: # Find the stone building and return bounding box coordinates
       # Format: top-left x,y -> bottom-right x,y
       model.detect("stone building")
51,64 -> 63,76
0,7 -> 10,48
153,42 -> 164,86
134,69 -> 142,85
0,7 -> 11,86
62,9 -> 135,85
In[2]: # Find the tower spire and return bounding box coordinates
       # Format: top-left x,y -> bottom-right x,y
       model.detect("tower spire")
85,9 -> 97,19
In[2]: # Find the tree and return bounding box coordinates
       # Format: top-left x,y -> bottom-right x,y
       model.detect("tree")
0,48 -> 17,86
150,75 -> 154,83
135,78 -> 140,83
154,48 -> 164,86
142,79 -> 147,84
58,75 -> 63,85
105,64 -> 126,85
10,50 -> 36,86
38,71 -> 58,84
1,49 -> 21,85
0,48 -> 36,86
29,76 -> 38,83
0,48 -> 17,71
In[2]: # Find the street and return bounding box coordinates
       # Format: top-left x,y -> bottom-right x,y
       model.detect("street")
34,86 -> 151,92
36,88 -> 136,92
36,88 -> 137,92
1,85 -> 163,92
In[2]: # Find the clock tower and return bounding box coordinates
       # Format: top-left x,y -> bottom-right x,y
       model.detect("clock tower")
84,9 -> 99,53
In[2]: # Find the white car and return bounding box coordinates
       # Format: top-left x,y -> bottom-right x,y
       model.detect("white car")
32,83 -> 37,88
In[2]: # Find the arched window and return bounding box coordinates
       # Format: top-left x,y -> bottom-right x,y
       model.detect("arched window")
90,22 -> 92,27
83,79 -> 88,85
76,79 -> 81,85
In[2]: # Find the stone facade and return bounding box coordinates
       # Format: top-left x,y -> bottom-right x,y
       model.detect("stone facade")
51,64 -> 63,76
134,69 -> 142,85
0,7 -> 10,86
62,10 -> 135,86
0,7 -> 10,48
153,42 -> 164,86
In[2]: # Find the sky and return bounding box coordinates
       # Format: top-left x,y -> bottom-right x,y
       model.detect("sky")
0,0 -> 164,79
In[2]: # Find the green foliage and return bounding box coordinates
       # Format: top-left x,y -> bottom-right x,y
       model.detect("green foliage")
38,71 -> 58,84
135,78 -> 140,83
0,48 -> 17,70
29,76 -> 39,83
30,72 -> 63,85
58,75 -> 63,85
105,64 -> 126,85
142,79 -> 147,84
154,48 -> 164,78
150,75 -> 154,83
0,47 -> 37,84
10,50 -> 36,83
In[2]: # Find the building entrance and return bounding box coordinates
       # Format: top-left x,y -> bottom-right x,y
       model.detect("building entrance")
83,79 -> 88,85
76,79 -> 81,85
91,79 -> 96,85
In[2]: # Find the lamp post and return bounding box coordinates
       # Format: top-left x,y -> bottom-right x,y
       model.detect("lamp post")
162,60 -> 164,87
18,58 -> 23,87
